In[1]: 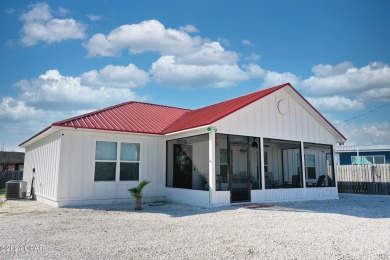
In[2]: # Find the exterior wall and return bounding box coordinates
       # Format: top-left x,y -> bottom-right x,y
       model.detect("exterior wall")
23,131 -> 62,202
213,88 -> 336,145
55,129 -> 166,207
210,88 -> 340,204
211,188 -> 338,206
166,187 -> 210,207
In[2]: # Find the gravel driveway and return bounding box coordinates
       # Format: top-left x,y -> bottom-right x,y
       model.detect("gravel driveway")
1,194 -> 389,259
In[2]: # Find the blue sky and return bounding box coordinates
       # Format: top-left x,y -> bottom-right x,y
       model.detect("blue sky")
1,0 -> 390,151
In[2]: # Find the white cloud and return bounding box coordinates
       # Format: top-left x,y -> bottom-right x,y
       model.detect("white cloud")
0,97 -> 45,121
311,61 -> 354,77
307,96 -> 365,112
246,52 -> 261,62
56,7 -> 69,16
80,64 -> 150,88
1,65 -> 150,150
151,56 -> 263,88
358,87 -> 390,103
16,68 -> 146,110
175,42 -> 239,66
338,122 -> 390,145
87,14 -> 102,22
179,24 -> 198,33
301,62 -> 390,98
84,20 -> 202,57
242,39 -> 253,46
260,70 -> 300,88
84,20 -> 264,87
217,37 -> 231,46
0,96 -> 94,151
20,3 -> 52,22
20,3 -> 86,46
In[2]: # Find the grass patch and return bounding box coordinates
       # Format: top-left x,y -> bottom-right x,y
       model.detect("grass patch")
0,188 -> 4,206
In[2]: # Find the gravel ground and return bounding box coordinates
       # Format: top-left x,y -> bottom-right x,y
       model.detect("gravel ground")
1,194 -> 390,260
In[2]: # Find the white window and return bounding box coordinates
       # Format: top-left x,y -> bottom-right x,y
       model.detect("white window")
305,154 -> 316,179
219,148 -> 233,177
94,141 -> 140,181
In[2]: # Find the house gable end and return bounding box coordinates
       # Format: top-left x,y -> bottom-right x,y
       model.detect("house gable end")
213,86 -> 344,144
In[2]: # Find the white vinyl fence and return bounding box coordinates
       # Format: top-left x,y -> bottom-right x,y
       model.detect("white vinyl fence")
337,164 -> 390,195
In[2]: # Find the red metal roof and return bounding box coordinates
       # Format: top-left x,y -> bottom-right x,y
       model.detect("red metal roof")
20,83 -> 346,146
52,102 -> 190,134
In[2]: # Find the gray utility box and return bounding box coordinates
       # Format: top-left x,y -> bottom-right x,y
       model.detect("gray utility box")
5,180 -> 27,199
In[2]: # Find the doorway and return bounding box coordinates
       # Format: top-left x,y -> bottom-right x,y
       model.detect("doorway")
230,143 -> 251,202
173,144 -> 192,189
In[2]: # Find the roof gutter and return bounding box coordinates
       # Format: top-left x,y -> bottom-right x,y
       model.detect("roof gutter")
163,125 -> 210,136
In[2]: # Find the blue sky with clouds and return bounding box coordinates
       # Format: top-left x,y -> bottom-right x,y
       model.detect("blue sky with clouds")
1,0 -> 390,151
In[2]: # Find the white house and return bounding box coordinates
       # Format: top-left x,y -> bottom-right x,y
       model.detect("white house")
20,83 -> 346,208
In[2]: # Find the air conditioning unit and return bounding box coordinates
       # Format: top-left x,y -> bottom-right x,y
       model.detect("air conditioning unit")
5,180 -> 27,199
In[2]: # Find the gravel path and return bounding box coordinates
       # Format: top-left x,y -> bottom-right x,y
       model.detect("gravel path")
1,194 -> 390,259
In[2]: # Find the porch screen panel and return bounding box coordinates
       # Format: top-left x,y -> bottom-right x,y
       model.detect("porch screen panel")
264,138 -> 302,189
304,143 -> 335,187
166,134 -> 209,190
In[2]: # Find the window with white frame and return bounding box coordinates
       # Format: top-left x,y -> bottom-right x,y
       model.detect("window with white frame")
305,154 -> 316,179
219,148 -> 233,179
94,141 -> 140,181
264,151 -> 269,172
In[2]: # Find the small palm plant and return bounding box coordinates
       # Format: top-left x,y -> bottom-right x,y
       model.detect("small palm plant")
128,180 -> 151,210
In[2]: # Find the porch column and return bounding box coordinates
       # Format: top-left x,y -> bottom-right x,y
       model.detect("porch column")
301,142 -> 307,188
209,129 -> 216,204
332,145 -> 338,189
260,137 -> 265,190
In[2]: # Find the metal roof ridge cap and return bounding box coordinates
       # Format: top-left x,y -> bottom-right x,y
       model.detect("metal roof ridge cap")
160,110 -> 193,134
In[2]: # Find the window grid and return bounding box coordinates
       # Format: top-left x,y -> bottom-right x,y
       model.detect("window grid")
94,141 -> 140,182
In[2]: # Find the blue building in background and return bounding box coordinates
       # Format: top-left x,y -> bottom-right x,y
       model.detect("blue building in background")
334,145 -> 390,165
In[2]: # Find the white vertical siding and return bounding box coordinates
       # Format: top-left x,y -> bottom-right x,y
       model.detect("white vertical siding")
214,191 -> 230,205
251,188 -> 338,203
23,132 -> 62,201
165,188 -> 210,207
56,129 -> 165,205
305,187 -> 338,200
